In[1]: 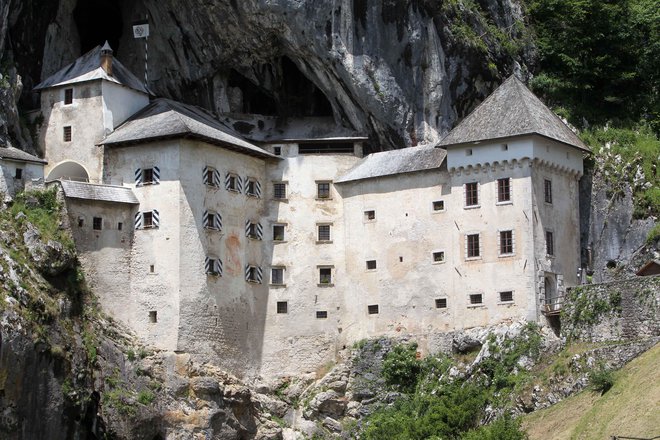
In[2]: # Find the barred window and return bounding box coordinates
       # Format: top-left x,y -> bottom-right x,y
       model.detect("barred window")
435,298 -> 447,309
499,230 -> 514,255
63,126 -> 72,142
271,267 -> 285,285
469,294 -> 483,305
544,179 -> 553,204
273,182 -> 287,199
546,230 -> 554,256
317,182 -> 331,199
318,224 -> 331,242
276,301 -> 288,314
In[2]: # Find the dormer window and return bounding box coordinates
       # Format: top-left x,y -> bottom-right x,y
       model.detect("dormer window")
64,88 -> 73,105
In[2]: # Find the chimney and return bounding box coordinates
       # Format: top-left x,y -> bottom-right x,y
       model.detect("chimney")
100,41 -> 113,76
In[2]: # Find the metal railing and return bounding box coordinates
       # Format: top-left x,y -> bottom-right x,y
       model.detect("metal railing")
541,295 -> 564,315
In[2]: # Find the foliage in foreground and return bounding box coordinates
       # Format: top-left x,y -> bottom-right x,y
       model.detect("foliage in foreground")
360,323 -> 542,439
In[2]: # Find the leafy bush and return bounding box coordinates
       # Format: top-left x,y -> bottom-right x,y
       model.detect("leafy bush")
137,390 -> 155,405
382,343 -> 422,392
463,416 -> 528,440
590,365 -> 615,394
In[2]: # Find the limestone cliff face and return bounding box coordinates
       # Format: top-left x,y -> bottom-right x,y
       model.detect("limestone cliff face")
4,0 -> 533,151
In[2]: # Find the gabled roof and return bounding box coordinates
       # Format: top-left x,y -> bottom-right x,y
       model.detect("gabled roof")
336,145 -> 446,183
0,145 -> 47,164
437,75 -> 589,152
99,99 -> 277,159
34,45 -> 150,95
59,180 -> 139,204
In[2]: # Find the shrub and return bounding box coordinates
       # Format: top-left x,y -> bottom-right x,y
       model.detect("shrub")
463,415 -> 528,440
137,390 -> 155,405
590,365 -> 615,394
382,343 -> 422,392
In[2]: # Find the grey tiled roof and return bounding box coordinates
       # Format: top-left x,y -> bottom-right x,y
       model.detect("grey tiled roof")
100,98 -> 277,159
59,180 -> 139,204
34,45 -> 150,95
336,145 -> 446,183
437,76 -> 589,152
0,146 -> 47,164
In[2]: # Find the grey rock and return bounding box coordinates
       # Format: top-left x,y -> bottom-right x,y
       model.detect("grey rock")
190,376 -> 222,396
322,416 -> 343,432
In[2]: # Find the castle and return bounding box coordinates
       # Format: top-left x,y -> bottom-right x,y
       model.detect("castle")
33,44 -> 588,378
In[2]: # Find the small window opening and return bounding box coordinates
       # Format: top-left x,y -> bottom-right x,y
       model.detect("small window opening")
499,230 -> 513,255
465,182 -> 479,206
14,168 -> 23,179
435,298 -> 447,309
64,88 -> 73,105
63,126 -> 72,142
499,291 -> 513,302
502,143 -> 508,151
544,179 -> 553,204
317,182 -> 331,199
364,210 -> 375,221
317,224 -> 331,242
368,304 -> 379,315
399,256 -> 403,262
546,231 -> 554,256
117,222 -> 123,231
432,200 -> 444,211
143,168 -> 155,184
273,182 -> 287,199
276,301 -> 288,314
274,146 -> 282,156
366,260 -> 377,270
150,265 -> 155,273
93,217 -> 103,230
78,217 -> 84,227
149,311 -> 157,323
469,294 -> 483,305
316,311 -> 328,319
273,225 -> 285,241
467,234 -> 480,258
497,178 -> 511,203
606,260 -> 617,269
433,251 -> 445,263
227,174 -> 238,191
319,267 -> 332,284
143,212 -> 154,228
271,267 -> 284,285
466,149 -> 473,156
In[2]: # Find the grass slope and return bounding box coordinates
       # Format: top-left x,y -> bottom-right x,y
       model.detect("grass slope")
523,343 -> 660,440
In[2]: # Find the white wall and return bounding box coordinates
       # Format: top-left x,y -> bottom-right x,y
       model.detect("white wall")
101,82 -> 149,133
0,160 -> 44,200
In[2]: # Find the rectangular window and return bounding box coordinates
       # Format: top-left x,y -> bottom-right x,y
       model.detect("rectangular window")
433,251 -> 445,263
205,258 -> 222,276
469,294 -> 483,305
316,311 -> 328,319
544,179 -> 553,204
319,267 -> 332,285
78,217 -> 84,227
465,182 -> 479,207
467,234 -> 480,258
204,167 -> 218,187
247,223 -> 258,239
246,179 -> 259,196
143,211 -> 154,228
466,148 -> 473,156
143,168 -> 154,184
364,210 -> 375,221
499,230 -> 514,255
117,222 -> 123,231
435,298 -> 447,309
245,219 -> 263,239
271,267 -> 284,285
317,224 -> 331,242
274,146 -> 282,156
14,168 -> 22,179
368,304 -> 379,315
273,182 -> 287,199
135,210 -> 159,230
63,126 -> 72,142
499,291 -> 514,302
546,230 -> 554,256
246,265 -> 261,283
149,311 -> 157,323
226,174 -> 238,191
93,217 -> 102,230
432,200 -> 444,211
276,301 -> 288,314
64,88 -> 73,105
317,182 -> 331,199
366,260 -> 377,270
273,224 -> 285,241
497,178 -> 511,203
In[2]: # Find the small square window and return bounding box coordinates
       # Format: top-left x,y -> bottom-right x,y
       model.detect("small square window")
319,267 -> 332,285
273,224 -> 285,241
63,126 -> 72,142
117,222 -> 123,231
368,304 -> 379,315
502,143 -> 508,151
435,298 -> 447,309
432,200 -> 444,211
499,230 -> 513,255
149,311 -> 157,323
497,178 -> 511,203
467,234 -> 480,258
546,231 -> 554,256
274,146 -> 282,156
318,224 -> 331,242
364,210 -> 375,221
150,265 -> 155,273
64,88 -> 73,105
469,294 -> 483,305
93,217 -> 103,230
271,267 -> 284,285
273,182 -> 287,199
544,179 -> 553,204
143,212 -> 154,228
77,217 -> 84,227
366,260 -> 377,270
276,301 -> 288,314
466,149 -> 473,156
465,182 -> 479,207
14,168 -> 22,179
317,182 -> 331,199
433,251 -> 445,263
499,291 -> 514,302
316,311 -> 328,319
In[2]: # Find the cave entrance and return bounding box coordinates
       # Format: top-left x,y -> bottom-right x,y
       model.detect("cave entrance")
280,56 -> 333,117
73,0 -> 123,54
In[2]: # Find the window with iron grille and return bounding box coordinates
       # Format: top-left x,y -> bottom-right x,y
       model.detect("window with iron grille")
276,301 -> 288,314
271,267 -> 284,285
432,200 -> 444,211
316,311 -> 328,319
499,230 -> 514,255
546,230 -> 554,256
368,304 -> 379,315
317,182 -> 331,199
469,294 -> 483,305
497,178 -> 511,203
499,291 -> 514,302
318,224 -> 331,242
465,182 -> 479,206
273,224 -> 285,241
93,217 -> 102,230
273,182 -> 287,199
467,234 -> 480,258
366,260 -> 377,270
63,126 -> 72,142
435,298 -> 447,309
544,179 -> 553,204
64,88 -> 73,105
433,251 -> 445,263
319,267 -> 332,284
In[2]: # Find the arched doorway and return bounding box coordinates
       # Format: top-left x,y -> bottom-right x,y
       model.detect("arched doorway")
47,161 -> 89,182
